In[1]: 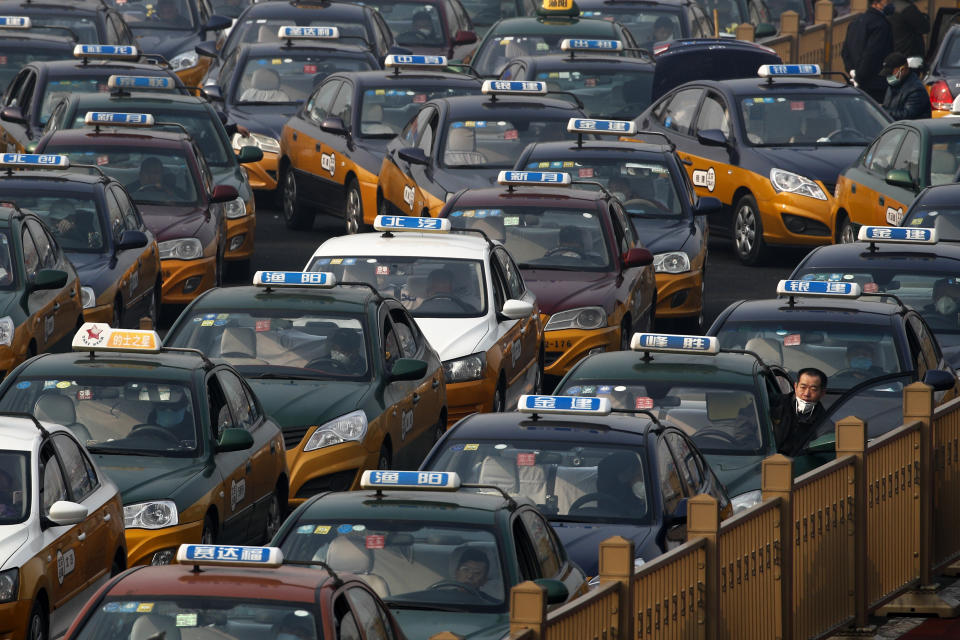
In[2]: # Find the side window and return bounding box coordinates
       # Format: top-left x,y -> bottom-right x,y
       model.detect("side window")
334,595 -> 362,640
21,226 -> 39,281
494,249 -> 523,300
489,258 -> 508,311
511,516 -> 542,580
331,83 -> 353,129
418,115 -> 438,154
17,73 -> 36,116
608,203 -> 630,255
657,437 -> 684,513
389,308 -> 419,358
696,93 -> 730,138
52,434 -> 97,502
658,88 -> 702,134
520,510 -> 562,577
346,588 -> 395,640
43,101 -> 64,135
4,70 -> 27,106
207,375 -> 233,441
26,220 -> 55,269
893,131 -> 921,184
402,108 -> 433,146
866,129 -> 905,174
216,370 -> 256,431
665,432 -> 703,494
39,443 -> 67,516
105,13 -> 122,43
612,201 -> 637,247
909,315 -> 941,370
309,81 -> 341,123
113,187 -> 143,231
220,53 -> 239,91
383,315 -> 401,373
105,190 -> 126,242
501,62 -> 522,80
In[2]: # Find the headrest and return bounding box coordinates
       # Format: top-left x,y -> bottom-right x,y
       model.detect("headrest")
252,68 -> 281,91
326,536 -> 374,573
129,615 -> 181,640
479,455 -> 517,491
220,327 -> 256,356
706,392 -> 752,421
932,149 -> 957,174
446,126 -> 475,151
364,104 -> 384,121
35,394 -> 76,425
258,24 -> 280,43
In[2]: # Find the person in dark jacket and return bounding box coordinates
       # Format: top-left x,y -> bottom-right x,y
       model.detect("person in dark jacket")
771,368 -> 827,456
842,0 -> 895,103
882,51 -> 932,119
889,0 -> 928,58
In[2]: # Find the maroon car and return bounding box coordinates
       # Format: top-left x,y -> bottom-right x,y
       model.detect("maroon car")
37,127 -> 234,305
363,0 -> 478,60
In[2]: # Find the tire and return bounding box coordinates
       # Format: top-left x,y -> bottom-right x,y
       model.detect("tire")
27,599 -> 48,640
838,213 -> 857,244
377,445 -> 391,470
281,167 -> 313,230
200,513 -> 216,545
492,378 -> 506,413
344,179 -> 364,234
733,194 -> 768,266
262,491 -> 282,543
112,298 -> 123,329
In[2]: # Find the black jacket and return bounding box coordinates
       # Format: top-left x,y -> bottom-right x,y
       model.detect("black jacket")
842,7 -> 895,96
889,0 -> 929,58
883,71 -> 932,119
771,393 -> 826,456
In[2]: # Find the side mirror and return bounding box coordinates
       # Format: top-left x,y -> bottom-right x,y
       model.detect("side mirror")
390,357 -> 428,381
923,369 -> 956,392
693,196 -> 723,216
237,145 -> 263,164
453,29 -> 478,45
31,269 -> 67,291
533,578 -> 569,605
696,128 -> 727,147
755,22 -> 777,38
622,247 -> 654,268
201,85 -> 223,102
47,500 -> 88,526
0,106 -> 25,125
397,147 -> 429,166
116,229 -> 148,251
210,184 -> 239,204
885,168 -> 916,191
501,299 -> 534,319
195,41 -> 218,58
204,15 -> 232,32
217,427 -> 254,452
320,116 -> 349,137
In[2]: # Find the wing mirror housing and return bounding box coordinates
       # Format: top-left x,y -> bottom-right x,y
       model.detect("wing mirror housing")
623,247 -> 653,268
117,230 -> 149,251
533,578 -> 569,605
217,428 -> 254,452
397,147 -> 429,165
390,358 -> 428,381
501,299 -> 534,320
923,369 -> 956,392
47,500 -> 89,526
210,184 -> 239,204
696,129 -> 727,147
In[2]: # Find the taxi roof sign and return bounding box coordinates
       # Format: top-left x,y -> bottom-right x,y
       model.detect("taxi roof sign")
630,333 -> 719,354
278,25 -> 339,39
72,322 -> 161,353
73,44 -> 139,60
481,80 -> 547,96
777,279 -> 861,298
373,215 -> 451,233
360,470 -> 461,491
518,394 -> 612,415
858,226 -> 937,244
0,17 -> 30,28
175,544 -> 283,568
385,54 -> 448,67
538,0 -> 579,16
567,118 -> 636,135
107,75 -> 175,90
84,111 -> 156,127
253,271 -> 337,288
757,64 -> 821,77
560,38 -> 623,52
498,170 -> 572,186
0,154 -> 69,169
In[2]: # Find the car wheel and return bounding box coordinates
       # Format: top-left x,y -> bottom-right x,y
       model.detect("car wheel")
112,298 -> 123,329
377,445 -> 391,470
27,600 -> 48,640
492,378 -> 506,412
838,214 -> 857,244
201,514 -> 216,545
263,491 -> 282,543
282,167 -> 312,230
733,194 -> 767,266
345,179 -> 364,234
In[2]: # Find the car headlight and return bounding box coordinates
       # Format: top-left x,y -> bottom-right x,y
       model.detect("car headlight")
158,238 -> 203,260
653,252 -> 691,274
223,196 -> 247,219
303,410 -> 368,452
731,489 -> 762,513
169,50 -> 199,72
769,168 -> 827,200
443,352 -> 486,383
124,500 -> 178,529
0,568 -> 17,603
543,307 -> 607,331
232,132 -> 280,155
80,286 -> 97,309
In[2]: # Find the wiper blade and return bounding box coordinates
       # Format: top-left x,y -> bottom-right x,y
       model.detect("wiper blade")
86,447 -> 167,456
517,263 -> 582,271
248,372 -> 329,380
386,602 -> 469,612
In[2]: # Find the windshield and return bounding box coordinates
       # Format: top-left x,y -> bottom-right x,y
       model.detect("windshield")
902,206 -> 960,241
532,68 -> 652,119
9,194 -> 106,253
229,19 -> 370,57
167,311 -> 371,380
522,158 -> 683,217
429,441 -> 652,522
236,55 -> 372,105
461,0 -> 521,29
739,93 -> 889,146
0,50 -> 69,95
360,86 -> 482,137
929,137 -> 960,186
0,378 -> 200,457
442,117 -> 573,168
14,15 -> 99,41
580,9 -> 683,47
714,321 -> 903,392
73,598 -> 319,640
305,256 -> 488,318
280,521 -> 506,611
43,146 -> 201,207
473,26 -> 617,76
212,0 -> 252,18
115,0 -> 197,30
0,451 -> 28,524
448,207 -> 612,270
368,2 -> 447,47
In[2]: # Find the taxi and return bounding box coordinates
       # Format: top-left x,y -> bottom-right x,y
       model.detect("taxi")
0,415 -> 125,640
37,111 -> 236,305
649,37 -> 781,101
361,0 -> 478,60
463,0 -> 538,38
0,19 -> 78,92
901,182 -> 960,239
163,270 -> 447,505
377,79 -> 585,218
420,393 -> 731,576
462,0 -> 642,77
0,324 -> 289,568
273,470 -> 588,639
577,0 -> 717,46
64,544 -> 407,640
499,39 -> 655,119
0,0 -> 135,47
514,118 -> 717,329
832,118 -> 960,241
440,169 -> 655,381
305,216 -> 542,425
42,82 -> 262,272
0,154 -> 161,328
280,55 -> 482,233
634,64 -> 893,264
203,27 -> 381,195
0,45 -> 187,154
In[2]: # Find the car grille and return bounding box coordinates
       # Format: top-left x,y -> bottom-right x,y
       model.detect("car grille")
283,426 -> 312,450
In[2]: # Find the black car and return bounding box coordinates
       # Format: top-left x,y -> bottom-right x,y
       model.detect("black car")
901,182 -> 960,241
923,23 -> 960,116
0,0 -> 135,46
0,29 -> 76,93
649,38 -> 781,100
461,0 -> 538,37
577,0 -> 716,48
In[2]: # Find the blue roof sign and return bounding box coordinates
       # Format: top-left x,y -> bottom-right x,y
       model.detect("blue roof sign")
567,118 -> 637,135
858,226 -> 936,244
498,171 -> 572,186
373,215 -> 451,233
518,394 -> 612,415
175,544 -> 283,568
630,333 -> 719,354
384,54 -> 447,67
84,112 -> 156,127
560,38 -> 623,52
757,64 -> 820,77
0,154 -> 69,169
107,75 -> 175,90
481,80 -> 547,95
777,279 -> 861,297
73,44 -> 139,60
253,271 -> 337,287
360,470 -> 461,490
278,25 -> 339,39
0,17 -> 30,28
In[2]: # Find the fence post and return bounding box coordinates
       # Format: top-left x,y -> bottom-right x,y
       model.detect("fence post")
835,416 -> 870,631
762,454 -> 793,640
736,22 -> 755,42
687,494 -> 719,640
814,0 -> 834,71
849,0 -> 867,12
510,581 -> 547,639
780,10 -> 800,62
598,535 -> 635,640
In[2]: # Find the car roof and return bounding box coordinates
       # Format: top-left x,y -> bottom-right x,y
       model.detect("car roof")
888,118 -> 960,135
240,39 -> 372,57
798,241 -> 960,270
333,69 -> 481,86
0,32 -> 76,48
241,0 -> 373,19
33,59 -> 178,75
914,183 -> 960,205
0,171 -> 109,188
448,186 -> 609,208
0,0 -> 107,9
0,415 -> 65,451
432,94 -> 582,116
449,410 -> 659,443
577,0 -> 696,7
304,487 -> 522,524
566,349 -> 761,385
517,54 -> 655,69
67,92 -> 211,110
720,297 -> 902,322
186,284 -> 380,313
314,231 -> 491,260
20,351 -> 207,380
699,76 -> 858,94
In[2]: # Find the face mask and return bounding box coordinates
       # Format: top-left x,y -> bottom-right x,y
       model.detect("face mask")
850,356 -> 872,370
887,74 -> 900,86
156,407 -> 185,427
937,296 -> 957,315
795,396 -> 816,415
631,481 -> 645,497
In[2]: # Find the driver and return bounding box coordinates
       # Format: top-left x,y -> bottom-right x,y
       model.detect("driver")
403,10 -> 435,41
147,387 -> 195,443
47,199 -> 98,249
770,367 -> 827,456
426,269 -> 454,297
928,277 -> 960,321
845,342 -> 885,377
595,451 -> 646,516
128,157 -> 174,197
454,548 -> 489,590
326,328 -> 365,374
154,0 -> 189,26
552,226 -> 584,258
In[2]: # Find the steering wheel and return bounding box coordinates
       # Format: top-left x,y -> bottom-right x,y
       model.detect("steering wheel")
824,128 -> 868,143
624,197 -> 670,212
421,294 -> 473,312
130,424 -> 182,446
428,579 -> 484,598
692,428 -> 741,445
544,246 -> 584,259
568,492 -> 606,512
831,367 -> 874,381
305,357 -> 346,371
135,184 -> 176,198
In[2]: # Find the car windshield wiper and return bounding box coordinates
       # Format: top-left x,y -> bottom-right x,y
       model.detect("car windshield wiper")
386,602 -> 472,612
85,446 -> 169,456
247,371 -> 332,380
517,263 -> 583,271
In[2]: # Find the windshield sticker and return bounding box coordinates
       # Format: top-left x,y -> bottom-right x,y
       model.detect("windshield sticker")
451,443 -> 465,451
255,319 -> 271,332
296,524 -> 314,534
598,385 -> 612,393
137,603 -> 154,613
201,320 -> 214,327
97,155 -> 109,166
376,265 -> 390,275
584,78 -> 597,87
517,452 -> 536,466
784,334 -> 801,346
15,381 -> 29,389
791,101 -> 804,110
56,381 -> 71,389
504,129 -> 518,140
864,282 -> 879,293
303,64 -> 317,74
314,525 -> 331,534
565,386 -> 581,394
910,217 -> 925,225
330,258 -> 343,264
414,94 -> 427,103
176,614 -> 198,627
504,216 -> 520,226
337,524 -> 353,534
77,389 -> 93,400
579,168 -> 594,178
366,534 -> 385,549
464,443 -> 479,451
635,397 -> 653,410
581,385 -> 595,394
495,443 -> 508,449
353,524 -> 366,532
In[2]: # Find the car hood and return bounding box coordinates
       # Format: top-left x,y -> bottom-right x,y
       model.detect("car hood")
390,609 -> 509,640
68,252 -> 113,296
704,453 -> 764,497
0,526 -> 28,570
521,269 -> 615,315
130,28 -> 199,60
414,316 -> 490,360
244,378 -> 371,429
551,521 -> 653,576
230,107 -> 296,139
630,217 -> 692,254
433,168 -> 501,199
137,204 -> 210,242
751,145 -> 864,184
93,455 -> 204,506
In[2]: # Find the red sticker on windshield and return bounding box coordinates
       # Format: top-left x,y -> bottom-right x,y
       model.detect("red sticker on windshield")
784,334 -> 801,346
376,265 -> 390,275
77,389 -> 92,400
255,319 -> 271,332
635,397 -> 653,410
864,282 -> 878,293
504,129 -> 518,140
96,156 -> 109,166
517,452 -> 536,466
414,94 -> 427,103
584,78 -> 597,87
303,64 -> 317,74
365,534 -> 385,549
790,101 -> 804,111
578,168 -> 594,178
0,57 -> 7,65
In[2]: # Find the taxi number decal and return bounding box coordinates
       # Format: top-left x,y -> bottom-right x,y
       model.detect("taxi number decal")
511,338 -> 522,366
44,315 -> 55,341
401,409 -> 414,441
230,478 -> 246,511
692,167 -> 716,192
56,548 -> 76,584
403,186 -> 415,210
321,152 -> 336,177
886,206 -> 904,226
546,339 -> 573,350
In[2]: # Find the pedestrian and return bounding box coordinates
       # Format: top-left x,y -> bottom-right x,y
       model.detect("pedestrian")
842,0 -> 895,103
888,0 -> 929,59
770,368 -> 827,456
881,51 -> 932,119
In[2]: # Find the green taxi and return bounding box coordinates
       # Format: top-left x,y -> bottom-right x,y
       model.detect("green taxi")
0,323 -> 289,567
272,470 -> 588,640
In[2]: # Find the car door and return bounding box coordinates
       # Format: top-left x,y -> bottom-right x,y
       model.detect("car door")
206,371 -> 253,541
408,108 -> 441,214
37,440 -> 85,607
884,129 -> 922,225
488,250 -> 526,405
0,68 -> 36,152
317,80 -> 356,209
380,306 -> 413,468
345,586 -> 400,640
687,91 -> 737,231
609,201 -> 652,336
381,107 -> 435,215
287,79 -> 341,206
113,186 -> 159,317
493,247 -> 539,400
643,89 -> 706,188
908,313 -> 957,403
28,219 -> 80,346
845,128 -> 907,229
102,188 -> 143,321
665,430 -> 730,512
20,221 -> 59,353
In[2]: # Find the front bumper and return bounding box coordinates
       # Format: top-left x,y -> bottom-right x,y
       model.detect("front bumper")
225,201 -> 256,261
755,189 -> 835,248
245,152 -> 279,191
446,376 -> 498,425
0,600 -> 30,639
125,519 -> 205,566
161,256 -> 216,305
286,436 -> 378,507
655,270 -> 703,319
542,324 -> 619,378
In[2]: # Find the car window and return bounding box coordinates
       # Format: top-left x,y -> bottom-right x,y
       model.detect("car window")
208,374 -> 233,441
383,316 -> 401,373
216,370 -> 257,432
866,129 -> 905,175
512,515 -> 542,580
26,220 -> 56,269
388,308 -> 419,358
418,115 -> 438,154
494,248 -> 523,300
309,80 -> 341,123
665,432 -> 703,494
657,436 -> 685,513
909,314 -> 940,371
346,588 -> 395,640
112,187 -> 144,231
52,433 -> 97,502
335,594 -> 363,640
659,88 -> 702,134
331,83 -> 353,129
40,443 -> 67,515
893,130 -> 921,184
696,92 -> 730,138
105,190 -> 126,242
21,226 -> 38,281
520,509 -> 561,577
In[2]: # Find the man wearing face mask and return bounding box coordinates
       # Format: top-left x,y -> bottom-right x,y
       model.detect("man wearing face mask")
770,368 -> 827,456
147,388 -> 196,444
595,451 -> 647,517
844,343 -> 885,377
881,51 -> 931,120
926,277 -> 960,327
326,328 -> 365,374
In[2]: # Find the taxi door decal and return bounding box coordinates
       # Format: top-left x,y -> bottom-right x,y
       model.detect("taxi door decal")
321,152 -> 336,177
691,167 -> 717,192
400,408 -> 414,441
511,337 -> 522,367
56,548 -> 76,585
886,205 -> 905,225
230,478 -> 246,512
403,185 -> 416,210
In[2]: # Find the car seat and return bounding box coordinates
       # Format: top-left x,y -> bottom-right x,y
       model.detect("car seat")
220,327 -> 257,358
479,455 -> 518,492
325,536 -> 390,597
361,104 -> 397,135
444,127 -> 486,166
129,615 -> 181,640
34,393 -> 92,442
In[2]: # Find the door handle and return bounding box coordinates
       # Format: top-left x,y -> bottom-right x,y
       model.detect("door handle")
413,393 -> 420,404
53,302 -> 60,311
315,143 -> 322,152
292,132 -> 298,141
77,531 -> 86,541
432,379 -> 440,389
851,184 -> 856,194
879,197 -> 885,206
270,440 -> 276,454
103,513 -> 111,522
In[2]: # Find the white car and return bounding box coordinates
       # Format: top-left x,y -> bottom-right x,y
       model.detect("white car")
0,415 -> 126,640
305,216 -> 543,425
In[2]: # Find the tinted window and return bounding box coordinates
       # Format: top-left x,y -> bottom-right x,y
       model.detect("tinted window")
52,434 -> 97,501
659,88 -> 701,134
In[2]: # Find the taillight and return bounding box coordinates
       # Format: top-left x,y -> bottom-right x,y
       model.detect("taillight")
930,80 -> 953,111
653,43 -> 670,55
